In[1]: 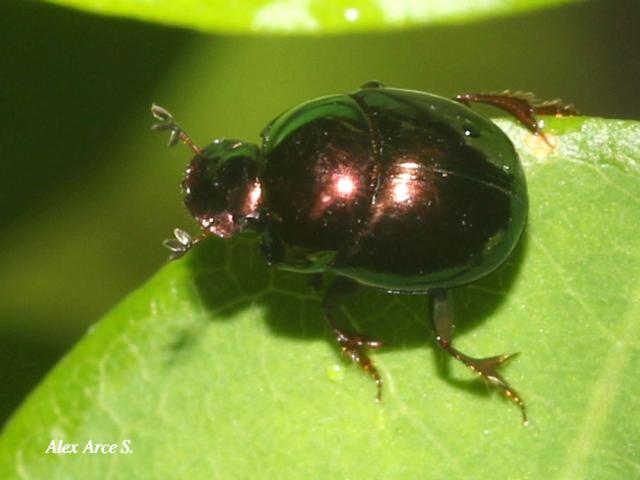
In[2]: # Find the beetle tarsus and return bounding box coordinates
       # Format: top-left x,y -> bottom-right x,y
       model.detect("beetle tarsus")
432,290 -> 527,424
323,278 -> 384,401
335,328 -> 384,402
454,91 -> 577,148
442,346 -> 528,425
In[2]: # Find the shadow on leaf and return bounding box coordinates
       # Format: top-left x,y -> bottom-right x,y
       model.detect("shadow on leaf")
173,230 -> 528,401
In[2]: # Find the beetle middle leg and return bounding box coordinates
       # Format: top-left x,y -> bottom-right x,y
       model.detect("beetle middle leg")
454,91 -> 576,146
431,290 -> 527,424
323,277 -> 384,401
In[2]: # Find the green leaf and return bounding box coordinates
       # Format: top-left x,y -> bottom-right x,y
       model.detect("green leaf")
43,0 -> 580,34
1,116 -> 639,479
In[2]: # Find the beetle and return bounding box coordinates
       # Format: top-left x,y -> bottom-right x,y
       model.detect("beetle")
152,82 -> 575,423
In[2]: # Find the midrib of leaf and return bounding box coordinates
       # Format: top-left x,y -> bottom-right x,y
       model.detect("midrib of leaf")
390,390 -> 467,476
559,288 -> 640,479
498,117 -> 640,478
495,118 -> 640,175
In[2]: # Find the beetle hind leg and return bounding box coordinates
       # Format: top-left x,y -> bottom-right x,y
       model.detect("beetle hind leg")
431,290 -> 527,424
454,91 -> 577,147
323,277 -> 384,401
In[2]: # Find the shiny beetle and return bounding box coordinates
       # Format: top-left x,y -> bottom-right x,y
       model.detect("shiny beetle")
152,82 -> 575,423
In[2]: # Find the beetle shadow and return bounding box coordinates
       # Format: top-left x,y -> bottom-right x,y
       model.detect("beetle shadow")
173,231 -> 528,402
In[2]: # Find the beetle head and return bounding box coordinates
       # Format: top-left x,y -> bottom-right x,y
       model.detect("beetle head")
182,140 -> 262,238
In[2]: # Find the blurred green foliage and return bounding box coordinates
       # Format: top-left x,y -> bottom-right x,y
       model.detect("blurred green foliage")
43,0 -> 580,33
1,0 -> 639,429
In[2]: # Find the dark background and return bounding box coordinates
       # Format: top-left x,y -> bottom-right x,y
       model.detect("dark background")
1,0 -> 639,424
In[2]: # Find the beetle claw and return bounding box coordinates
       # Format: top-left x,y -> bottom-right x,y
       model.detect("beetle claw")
446,347 -> 528,425
333,328 -> 384,401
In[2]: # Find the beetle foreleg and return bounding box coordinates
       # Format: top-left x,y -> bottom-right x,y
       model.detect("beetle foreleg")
323,277 -> 384,401
431,290 -> 528,424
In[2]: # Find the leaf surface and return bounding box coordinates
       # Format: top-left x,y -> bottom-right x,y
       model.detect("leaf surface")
1,117 -> 639,479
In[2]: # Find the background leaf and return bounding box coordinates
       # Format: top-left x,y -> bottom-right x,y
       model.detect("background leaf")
43,0 -> 580,34
1,116 -> 639,479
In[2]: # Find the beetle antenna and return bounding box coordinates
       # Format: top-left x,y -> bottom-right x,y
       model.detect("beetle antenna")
151,104 -> 202,155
